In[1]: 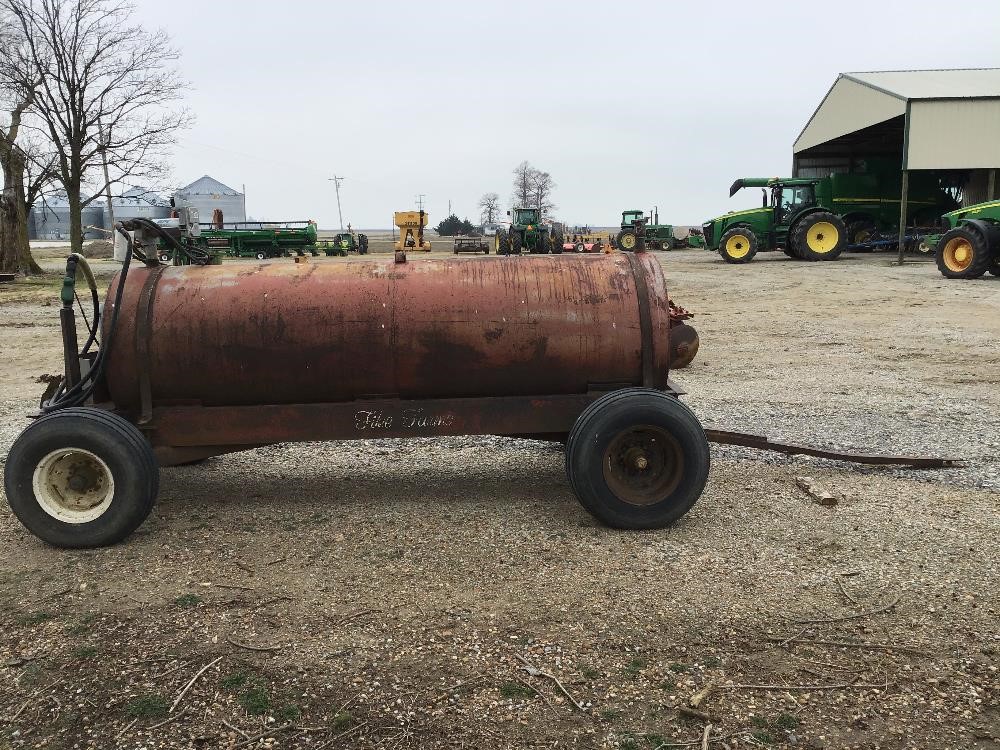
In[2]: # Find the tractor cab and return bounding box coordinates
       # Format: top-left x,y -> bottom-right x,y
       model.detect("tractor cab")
621,210 -> 645,227
511,207 -> 541,227
771,182 -> 817,224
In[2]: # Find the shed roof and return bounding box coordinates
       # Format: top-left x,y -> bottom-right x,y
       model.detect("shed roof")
177,175 -> 242,196
794,69 -> 1000,170
845,68 -> 1000,100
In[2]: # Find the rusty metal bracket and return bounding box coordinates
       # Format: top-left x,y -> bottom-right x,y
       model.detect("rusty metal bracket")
625,252 -> 655,388
705,428 -> 962,469
135,265 -> 166,425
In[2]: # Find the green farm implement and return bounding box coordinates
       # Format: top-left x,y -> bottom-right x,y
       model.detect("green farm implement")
157,220 -> 319,262
495,207 -> 552,255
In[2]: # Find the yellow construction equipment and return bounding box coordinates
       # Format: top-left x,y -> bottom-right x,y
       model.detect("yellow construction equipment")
394,210 -> 432,252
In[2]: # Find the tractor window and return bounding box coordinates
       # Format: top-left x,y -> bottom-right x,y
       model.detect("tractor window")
773,185 -> 815,222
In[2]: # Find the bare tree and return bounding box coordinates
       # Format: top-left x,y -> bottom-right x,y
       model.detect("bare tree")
478,192 -> 500,225
530,170 -> 556,219
511,161 -> 556,219
5,0 -> 191,255
511,161 -> 534,207
0,9 -> 43,274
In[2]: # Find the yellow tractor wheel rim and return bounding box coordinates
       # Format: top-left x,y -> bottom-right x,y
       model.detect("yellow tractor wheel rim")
620,233 -> 636,249
806,222 -> 839,253
942,237 -> 974,272
724,234 -> 751,258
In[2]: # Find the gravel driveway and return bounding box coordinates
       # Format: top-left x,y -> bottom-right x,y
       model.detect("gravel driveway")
0,249 -> 996,749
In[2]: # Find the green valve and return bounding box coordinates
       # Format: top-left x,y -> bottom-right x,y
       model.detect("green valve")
60,270 -> 76,306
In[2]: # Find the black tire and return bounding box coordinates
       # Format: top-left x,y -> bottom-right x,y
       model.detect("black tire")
510,232 -> 523,255
552,236 -> 564,255
565,389 -> 709,529
496,230 -> 511,256
782,246 -> 798,259
935,227 -> 990,279
256,251 -> 266,260
718,226 -> 758,264
617,230 -> 638,252
4,408 -> 159,547
158,252 -> 170,263
359,234 -> 369,255
540,234 -> 552,254
845,218 -> 877,247
792,212 -> 847,261
575,243 -> 585,253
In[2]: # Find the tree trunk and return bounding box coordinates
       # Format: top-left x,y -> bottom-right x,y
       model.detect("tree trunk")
0,145 -> 43,276
67,176 -> 84,256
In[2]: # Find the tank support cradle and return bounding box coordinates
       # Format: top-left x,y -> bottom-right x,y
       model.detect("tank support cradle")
705,428 -> 961,469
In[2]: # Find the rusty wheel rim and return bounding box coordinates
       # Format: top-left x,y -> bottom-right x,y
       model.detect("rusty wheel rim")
603,425 -> 683,506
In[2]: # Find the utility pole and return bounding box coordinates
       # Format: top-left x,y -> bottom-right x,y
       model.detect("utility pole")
97,119 -> 120,259
416,194 -> 425,211
448,198 -> 451,217
329,176 -> 345,229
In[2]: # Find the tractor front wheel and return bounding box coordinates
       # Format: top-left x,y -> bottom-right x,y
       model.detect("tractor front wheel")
793,212 -> 847,261
718,227 -> 758,264
935,227 -> 990,279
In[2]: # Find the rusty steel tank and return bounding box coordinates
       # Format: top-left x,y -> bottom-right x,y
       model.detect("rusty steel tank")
102,253 -> 691,410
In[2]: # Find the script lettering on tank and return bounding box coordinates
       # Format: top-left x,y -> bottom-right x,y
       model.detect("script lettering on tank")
353,409 -> 457,431
354,410 -> 394,430
401,409 -> 456,429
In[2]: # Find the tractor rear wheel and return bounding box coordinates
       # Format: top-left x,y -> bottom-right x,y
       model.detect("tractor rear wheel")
511,232 -> 523,255
935,227 -> 989,279
617,230 -> 638,251
718,227 -> 757,263
793,212 -> 847,261
495,230 -> 511,255
782,246 -> 798,258
552,235 -> 564,254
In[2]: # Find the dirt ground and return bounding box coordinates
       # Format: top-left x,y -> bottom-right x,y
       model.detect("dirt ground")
0,246 -> 997,750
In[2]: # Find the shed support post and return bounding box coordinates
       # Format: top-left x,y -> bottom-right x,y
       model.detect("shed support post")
896,170 -> 909,265
989,168 -> 997,200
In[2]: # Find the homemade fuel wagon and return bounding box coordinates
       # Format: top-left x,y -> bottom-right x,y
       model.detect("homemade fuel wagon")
3,216 -> 956,547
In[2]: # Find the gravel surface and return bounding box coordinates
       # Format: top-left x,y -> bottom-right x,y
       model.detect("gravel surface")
0,249 -> 997,749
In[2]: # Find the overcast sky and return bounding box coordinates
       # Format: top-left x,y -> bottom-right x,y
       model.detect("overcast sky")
132,0 -> 1000,229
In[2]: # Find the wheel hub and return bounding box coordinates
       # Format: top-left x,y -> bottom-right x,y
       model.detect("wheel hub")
603,426 -> 683,506
32,448 -> 115,524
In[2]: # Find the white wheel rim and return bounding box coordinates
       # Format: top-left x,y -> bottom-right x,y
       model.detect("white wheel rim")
32,448 -> 115,524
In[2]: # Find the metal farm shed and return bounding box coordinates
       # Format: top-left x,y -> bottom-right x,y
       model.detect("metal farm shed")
173,175 -> 246,225
793,68 -> 1000,261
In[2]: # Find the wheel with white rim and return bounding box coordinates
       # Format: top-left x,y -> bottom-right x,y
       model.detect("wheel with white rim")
4,408 -> 158,547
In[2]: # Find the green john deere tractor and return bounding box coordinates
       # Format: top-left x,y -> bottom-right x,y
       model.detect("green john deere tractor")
495,207 -> 552,255
702,178 -> 849,263
931,199 -> 1000,279
322,231 -> 369,256
616,209 -> 675,251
